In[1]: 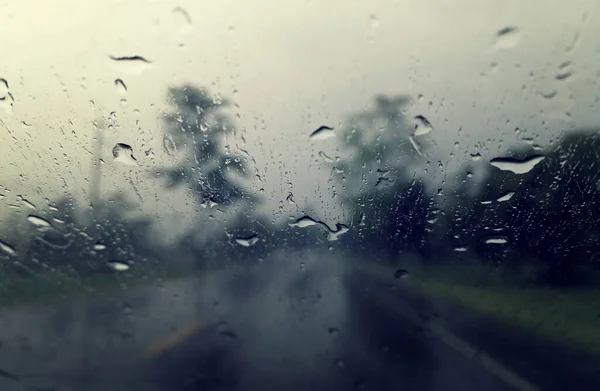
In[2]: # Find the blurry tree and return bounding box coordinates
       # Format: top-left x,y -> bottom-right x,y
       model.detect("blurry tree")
158,85 -> 254,207
334,95 -> 433,261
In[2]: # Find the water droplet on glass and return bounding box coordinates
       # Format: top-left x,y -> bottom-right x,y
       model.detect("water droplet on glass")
556,62 -> 573,80
409,135 -> 422,155
112,143 -> 138,166
93,242 -> 107,251
483,236 -> 508,245
18,196 -> 36,210
163,134 -> 177,156
453,246 -> 468,252
470,152 -> 482,161
289,216 -> 319,228
327,223 -> 349,242
490,155 -> 544,174
328,327 -> 339,335
414,115 -> 433,136
108,55 -> 152,75
496,191 -> 515,202
114,79 -> 127,93
493,27 -> 521,49
319,151 -> 334,163
26,215 -> 52,229
173,6 -> 193,34
309,125 -> 335,141
0,240 -> 16,256
286,192 -> 295,204
107,260 -> 130,271
394,269 -> 409,279
234,234 -> 259,247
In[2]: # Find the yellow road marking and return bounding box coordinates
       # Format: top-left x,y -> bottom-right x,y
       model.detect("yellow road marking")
144,319 -> 205,358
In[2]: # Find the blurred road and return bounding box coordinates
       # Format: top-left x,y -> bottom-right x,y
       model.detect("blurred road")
0,250 -> 556,391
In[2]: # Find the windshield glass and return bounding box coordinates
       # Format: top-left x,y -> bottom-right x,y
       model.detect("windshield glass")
1,1 -> 599,390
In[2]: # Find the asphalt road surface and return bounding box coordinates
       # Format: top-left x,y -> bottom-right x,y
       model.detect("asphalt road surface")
0,250 -> 578,391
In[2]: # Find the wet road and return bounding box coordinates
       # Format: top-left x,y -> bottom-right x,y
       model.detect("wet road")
0,251 -> 527,391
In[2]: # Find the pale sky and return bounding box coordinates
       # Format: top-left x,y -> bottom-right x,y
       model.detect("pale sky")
0,0 -> 598,242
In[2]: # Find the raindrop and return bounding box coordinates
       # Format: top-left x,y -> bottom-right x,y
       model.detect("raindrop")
18,196 -> 36,210
453,246 -> 468,252
108,55 -> 152,75
112,143 -> 138,166
289,216 -> 319,228
0,240 -> 16,256
328,327 -> 339,335
309,125 -> 335,141
493,27 -> 521,49
173,7 -> 193,34
114,79 -> 127,93
490,155 -> 545,174
409,135 -> 422,155
286,192 -> 295,204
36,231 -> 70,249
163,134 -> 177,156
319,151 -> 334,163
394,269 -> 409,279
556,62 -> 573,80
93,242 -> 107,251
414,115 -> 433,136
327,224 -> 349,242
107,260 -> 130,271
483,236 -> 508,244
26,215 -> 52,229
234,234 -> 259,247
496,191 -> 515,202
470,152 -> 482,161
480,200 -> 493,205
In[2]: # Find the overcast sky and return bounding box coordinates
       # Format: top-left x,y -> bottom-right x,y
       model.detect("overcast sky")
0,0 -> 598,241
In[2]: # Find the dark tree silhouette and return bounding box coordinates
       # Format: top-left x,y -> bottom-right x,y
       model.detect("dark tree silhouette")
448,129 -> 600,285
158,85 -> 254,207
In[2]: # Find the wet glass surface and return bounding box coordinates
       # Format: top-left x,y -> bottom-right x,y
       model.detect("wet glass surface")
0,1 -> 599,390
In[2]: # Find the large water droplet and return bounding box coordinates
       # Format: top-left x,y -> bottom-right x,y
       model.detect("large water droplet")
493,27 -> 521,49
327,223 -> 349,242
112,143 -> 138,166
114,78 -> 127,93
27,215 -> 52,230
107,260 -> 130,271
496,191 -> 515,202
109,55 -> 152,75
414,115 -> 433,136
0,240 -> 16,256
483,236 -> 508,244
234,234 -> 259,247
394,269 -> 409,279
309,126 -> 335,141
490,155 -> 544,174
289,216 -> 319,228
